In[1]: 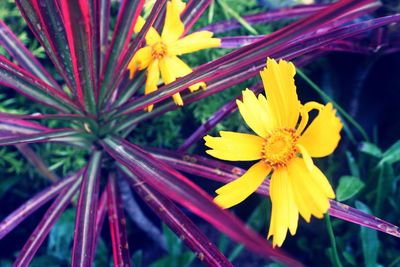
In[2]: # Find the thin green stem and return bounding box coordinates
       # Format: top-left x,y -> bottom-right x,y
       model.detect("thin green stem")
297,68 -> 369,142
325,214 -> 343,267
217,0 -> 259,35
388,256 -> 400,267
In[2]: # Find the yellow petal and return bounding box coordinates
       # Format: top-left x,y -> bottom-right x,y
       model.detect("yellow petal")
236,89 -> 274,137
172,93 -> 183,106
204,131 -> 264,161
127,46 -> 153,79
260,58 -> 300,128
134,16 -> 161,45
163,56 -> 206,92
297,144 -> 314,171
168,31 -> 221,55
188,82 -> 206,92
287,158 -> 332,220
171,0 -> 186,13
310,165 -> 336,199
159,57 -> 176,84
161,1 -> 185,43
267,169 -> 298,247
214,161 -> 270,209
144,59 -> 160,112
159,57 -> 184,106
298,103 -> 342,157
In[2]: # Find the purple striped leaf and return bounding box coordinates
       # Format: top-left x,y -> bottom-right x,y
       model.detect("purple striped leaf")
0,113 -> 94,124
58,0 -> 97,113
178,83 -> 263,152
16,144 -> 59,182
0,19 -> 60,90
105,0 -> 168,108
0,56 -> 81,113
101,136 -> 303,266
0,169 -> 83,239
99,0 -> 145,105
151,149 -> 400,239
93,187 -> 108,260
113,13 -> 400,132
13,177 -> 81,266
0,129 -> 80,146
182,0 -> 211,33
0,117 -> 50,136
177,52 -> 325,151
119,165 -> 234,267
200,4 -> 328,33
111,0 -> 380,117
99,0 -> 111,74
71,151 -> 102,267
107,173 -> 131,267
15,0 -> 77,95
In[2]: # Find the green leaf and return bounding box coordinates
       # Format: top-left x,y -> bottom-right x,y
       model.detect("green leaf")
131,250 -> 143,267
228,200 -> 269,261
94,238 -> 109,267
162,223 -> 182,256
355,201 -> 380,267
0,175 -> 19,198
374,163 -> 394,216
336,175 -> 365,201
149,253 -> 195,267
342,251 -> 356,266
346,151 -> 360,178
379,140 -> 400,165
359,142 -> 382,158
47,209 -> 75,261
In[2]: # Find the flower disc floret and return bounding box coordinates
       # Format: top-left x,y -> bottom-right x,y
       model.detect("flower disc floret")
151,42 -> 167,59
262,128 -> 299,168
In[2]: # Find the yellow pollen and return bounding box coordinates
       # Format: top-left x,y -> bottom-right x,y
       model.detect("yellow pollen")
261,128 -> 299,168
151,42 -> 167,59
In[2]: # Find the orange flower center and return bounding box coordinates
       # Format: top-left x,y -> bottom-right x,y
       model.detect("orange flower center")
151,42 -> 167,59
261,128 -> 299,168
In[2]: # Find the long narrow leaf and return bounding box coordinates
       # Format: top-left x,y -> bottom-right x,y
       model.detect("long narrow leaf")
178,83 -> 263,152
0,56 -> 81,113
99,0 -> 111,74
93,188 -> 108,259
119,165 -> 233,267
16,144 -> 59,182
200,4 -> 327,33
0,19 -> 60,90
0,129 -> 80,146
15,0 -> 77,94
105,0 -> 168,108
71,151 -> 102,267
58,0 -> 97,113
151,149 -> 400,239
99,0 -> 145,105
114,14 -> 399,131
112,0 -> 380,117
0,169 -> 82,239
13,177 -> 81,266
177,51 -> 322,151
181,0 -> 211,33
107,173 -> 131,267
101,136 -> 302,266
0,117 -> 50,137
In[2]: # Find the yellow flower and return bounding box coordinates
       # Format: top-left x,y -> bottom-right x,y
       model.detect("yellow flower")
204,58 -> 343,247
127,0 -> 221,111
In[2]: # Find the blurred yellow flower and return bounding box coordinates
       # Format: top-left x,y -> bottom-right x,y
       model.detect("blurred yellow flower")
204,58 -> 343,247
128,0 -> 220,111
